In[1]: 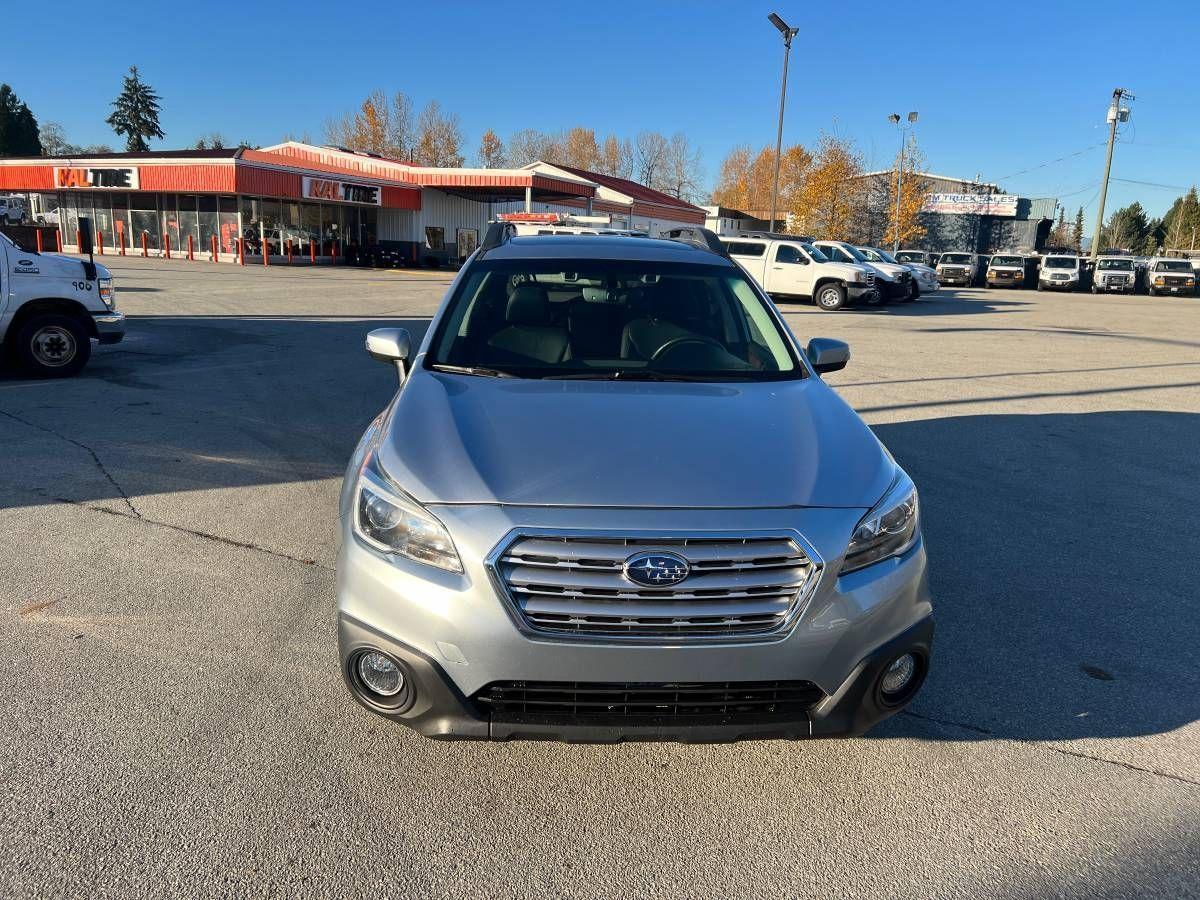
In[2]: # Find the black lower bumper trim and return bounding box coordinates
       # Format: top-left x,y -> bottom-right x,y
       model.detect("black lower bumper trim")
338,614 -> 933,742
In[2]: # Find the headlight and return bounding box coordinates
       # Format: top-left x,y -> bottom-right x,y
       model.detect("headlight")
841,470 -> 920,574
98,277 -> 115,308
987,270 -> 996,278
354,453 -> 463,572
851,270 -> 866,283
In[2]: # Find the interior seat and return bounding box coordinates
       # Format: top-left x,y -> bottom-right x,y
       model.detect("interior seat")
567,287 -> 627,359
485,284 -> 571,365
620,280 -> 713,361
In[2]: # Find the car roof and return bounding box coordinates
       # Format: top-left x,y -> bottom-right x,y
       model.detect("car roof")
480,234 -> 736,266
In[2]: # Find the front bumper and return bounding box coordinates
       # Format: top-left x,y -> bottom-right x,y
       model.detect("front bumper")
92,310 -> 126,344
337,504 -> 934,742
937,270 -> 970,286
847,284 -> 880,303
1039,278 -> 1077,290
1097,279 -> 1135,293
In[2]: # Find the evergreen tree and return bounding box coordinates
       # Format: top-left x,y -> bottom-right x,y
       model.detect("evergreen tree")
105,66 -> 164,152
1072,207 -> 1084,253
0,84 -> 42,155
1101,202 -> 1149,251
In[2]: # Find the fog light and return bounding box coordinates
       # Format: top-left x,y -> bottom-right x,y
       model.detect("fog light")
357,651 -> 403,697
880,653 -> 916,698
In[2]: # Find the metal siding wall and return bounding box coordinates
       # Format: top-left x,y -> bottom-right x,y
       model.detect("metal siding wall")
377,209 -> 415,241
381,185 -> 422,209
140,164 -> 236,192
234,166 -> 303,198
416,189 -> 494,243
0,165 -> 55,190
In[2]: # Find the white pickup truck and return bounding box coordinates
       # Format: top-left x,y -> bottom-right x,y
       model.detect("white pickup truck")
0,232 -> 124,377
719,234 -> 879,311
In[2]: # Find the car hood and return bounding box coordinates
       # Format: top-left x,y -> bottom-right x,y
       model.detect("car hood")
376,371 -> 893,509
871,262 -> 910,279
820,261 -> 870,279
907,263 -> 937,277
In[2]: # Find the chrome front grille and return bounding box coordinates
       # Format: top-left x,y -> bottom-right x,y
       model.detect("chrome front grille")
492,534 -> 822,641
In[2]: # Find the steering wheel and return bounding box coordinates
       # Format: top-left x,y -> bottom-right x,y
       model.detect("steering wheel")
650,335 -> 725,362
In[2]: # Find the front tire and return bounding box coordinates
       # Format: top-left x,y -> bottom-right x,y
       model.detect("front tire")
815,283 -> 847,311
13,314 -> 91,378
903,280 -> 919,302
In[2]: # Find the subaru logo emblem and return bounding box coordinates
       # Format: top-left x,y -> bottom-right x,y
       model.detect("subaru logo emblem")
623,551 -> 690,587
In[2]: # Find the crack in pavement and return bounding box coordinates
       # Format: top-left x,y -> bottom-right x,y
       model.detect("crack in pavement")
902,710 -> 1200,789
0,408 -> 141,518
52,497 -> 331,571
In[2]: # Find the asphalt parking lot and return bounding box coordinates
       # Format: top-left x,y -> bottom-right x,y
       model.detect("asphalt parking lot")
3,255 -> 1198,899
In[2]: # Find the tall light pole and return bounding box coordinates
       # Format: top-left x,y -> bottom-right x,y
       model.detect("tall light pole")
767,12 -> 798,233
1090,87 -> 1133,260
888,111 -> 918,253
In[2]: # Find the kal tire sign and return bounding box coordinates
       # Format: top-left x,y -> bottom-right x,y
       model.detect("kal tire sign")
54,167 -> 140,189
302,177 -> 381,205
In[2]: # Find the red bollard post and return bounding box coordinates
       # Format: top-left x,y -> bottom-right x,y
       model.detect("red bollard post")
142,232 -> 149,257
309,240 -> 316,264
332,239 -> 339,263
262,238 -> 270,266
211,234 -> 218,262
287,239 -> 294,264
35,230 -> 43,252
187,234 -> 195,261
119,230 -> 126,256
97,231 -> 104,255
56,230 -> 63,252
237,238 -> 245,266
76,229 -> 82,251
164,234 -> 171,260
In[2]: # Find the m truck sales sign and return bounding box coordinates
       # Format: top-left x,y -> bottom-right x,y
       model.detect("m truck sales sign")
302,177 -> 380,205
922,193 -> 1019,217
54,167 -> 139,190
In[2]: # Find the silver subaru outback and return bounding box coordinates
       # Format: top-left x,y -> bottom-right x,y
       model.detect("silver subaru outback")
337,226 -> 933,742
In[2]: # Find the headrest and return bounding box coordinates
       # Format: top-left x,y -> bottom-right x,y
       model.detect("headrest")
506,284 -> 550,325
647,279 -> 706,322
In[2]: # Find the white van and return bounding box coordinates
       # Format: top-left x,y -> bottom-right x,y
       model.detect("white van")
719,234 -> 878,311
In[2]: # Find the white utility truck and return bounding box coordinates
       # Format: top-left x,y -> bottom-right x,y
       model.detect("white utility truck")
0,231 -> 124,377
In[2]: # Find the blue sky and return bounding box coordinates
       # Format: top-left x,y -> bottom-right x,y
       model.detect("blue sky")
7,0 -> 1199,220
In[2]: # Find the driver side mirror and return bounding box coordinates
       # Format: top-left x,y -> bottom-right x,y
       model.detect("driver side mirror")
365,327 -> 412,385
806,338 -> 850,374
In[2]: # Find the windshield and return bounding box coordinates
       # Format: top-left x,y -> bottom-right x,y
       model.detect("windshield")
1097,258 -> 1133,270
830,243 -> 868,263
990,256 -> 1023,267
426,259 -> 802,381
871,248 -> 900,264
1156,260 -> 1193,272
1044,257 -> 1077,269
856,247 -> 883,262
895,252 -> 923,263
800,242 -> 830,262
940,254 -> 971,264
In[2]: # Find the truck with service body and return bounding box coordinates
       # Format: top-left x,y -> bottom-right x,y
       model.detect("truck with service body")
718,234 -> 878,311
0,232 -> 124,377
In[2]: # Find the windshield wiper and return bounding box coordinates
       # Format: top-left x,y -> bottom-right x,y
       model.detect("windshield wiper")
429,363 -> 518,378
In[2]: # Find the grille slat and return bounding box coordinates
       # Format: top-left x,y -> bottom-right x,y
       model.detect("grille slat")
475,680 -> 824,722
493,534 -> 820,641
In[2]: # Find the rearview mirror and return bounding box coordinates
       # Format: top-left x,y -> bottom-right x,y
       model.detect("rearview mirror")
365,328 -> 412,384
806,338 -> 850,374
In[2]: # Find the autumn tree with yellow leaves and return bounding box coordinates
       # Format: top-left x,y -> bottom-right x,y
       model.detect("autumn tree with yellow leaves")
711,144 -> 812,226
881,134 -> 932,247
793,134 -> 865,241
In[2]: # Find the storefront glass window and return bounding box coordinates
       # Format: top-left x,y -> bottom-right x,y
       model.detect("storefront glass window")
111,193 -> 130,251
177,194 -> 199,252
91,195 -> 114,250
260,199 -> 282,255
130,192 -> 160,251
220,196 -> 239,255
239,196 -> 261,253
198,195 -> 218,255
160,193 -> 180,252
361,207 -> 378,245
300,203 -> 320,253
63,194 -> 81,246
343,206 -> 361,248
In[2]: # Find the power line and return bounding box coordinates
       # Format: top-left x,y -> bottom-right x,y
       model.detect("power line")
1111,176 -> 1193,192
991,143 -> 1106,182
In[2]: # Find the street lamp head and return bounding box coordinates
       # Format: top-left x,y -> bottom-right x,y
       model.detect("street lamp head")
907,111 -> 919,123
768,12 -> 794,36
888,113 -> 901,124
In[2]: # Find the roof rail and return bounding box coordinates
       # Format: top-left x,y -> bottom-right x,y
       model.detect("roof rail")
660,226 -> 730,257
733,230 -> 814,242
480,221 -> 516,254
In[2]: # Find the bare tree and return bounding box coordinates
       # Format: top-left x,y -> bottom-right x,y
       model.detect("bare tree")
324,90 -> 415,160
597,134 -> 634,179
414,101 -> 464,167
634,131 -> 669,190
660,132 -> 703,202
506,129 -> 565,167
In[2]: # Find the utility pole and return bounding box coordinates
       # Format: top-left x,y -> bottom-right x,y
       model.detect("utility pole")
1090,87 -> 1133,261
767,13 -> 798,232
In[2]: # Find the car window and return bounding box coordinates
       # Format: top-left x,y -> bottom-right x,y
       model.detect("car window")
1156,260 -> 1192,272
990,256 -> 1023,266
775,244 -> 805,264
723,241 -> 766,257
427,258 -> 802,381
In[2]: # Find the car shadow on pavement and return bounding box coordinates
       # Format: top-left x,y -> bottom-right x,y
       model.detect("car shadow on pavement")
871,410 -> 1200,745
